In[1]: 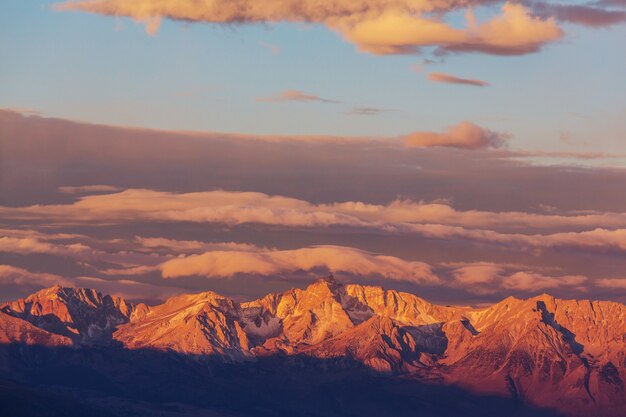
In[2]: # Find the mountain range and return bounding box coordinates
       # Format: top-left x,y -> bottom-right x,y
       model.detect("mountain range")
1,276 -> 624,417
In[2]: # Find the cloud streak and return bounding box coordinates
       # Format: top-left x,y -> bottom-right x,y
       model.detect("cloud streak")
345,106 -> 393,116
428,72 -> 489,87
256,90 -> 340,104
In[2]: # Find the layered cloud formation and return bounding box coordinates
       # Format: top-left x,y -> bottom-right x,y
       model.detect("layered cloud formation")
5,188 -> 626,255
0,229 -> 609,300
58,1 -> 565,55
2,111 -> 626,303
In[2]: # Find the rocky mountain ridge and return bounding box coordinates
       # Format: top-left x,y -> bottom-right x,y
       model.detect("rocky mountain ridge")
1,276 -> 624,417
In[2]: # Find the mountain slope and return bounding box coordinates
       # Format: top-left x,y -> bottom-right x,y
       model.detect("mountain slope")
113,291 -> 251,359
0,285 -> 143,344
0,277 -> 624,417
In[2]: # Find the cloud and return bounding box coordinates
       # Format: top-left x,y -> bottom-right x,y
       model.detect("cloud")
403,224 -> 626,254
403,121 -> 509,149
0,230 -> 170,272
57,1 -> 563,56
73,276 -> 186,301
530,2 -> 626,28
0,107 -> 43,116
596,278 -> 626,289
428,72 -> 489,87
58,185 -> 123,194
451,262 -> 588,294
0,236 -> 93,257
345,106 -> 392,116
7,190 -> 626,255
593,0 -> 626,7
453,263 -> 505,285
134,236 -> 267,254
256,90 -> 340,104
500,271 -> 587,292
0,264 -> 185,302
332,3 -> 563,55
0,227 -> 621,298
159,245 -> 440,284
0,265 -> 73,287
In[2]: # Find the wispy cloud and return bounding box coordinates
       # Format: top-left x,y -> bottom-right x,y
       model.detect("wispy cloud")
427,72 -> 489,87
58,185 -> 123,194
256,90 -> 340,104
345,106 -> 393,116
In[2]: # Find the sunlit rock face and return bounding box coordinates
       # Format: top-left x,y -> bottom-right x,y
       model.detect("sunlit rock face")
0,285 -> 142,344
114,291 -> 251,359
1,277 -> 624,417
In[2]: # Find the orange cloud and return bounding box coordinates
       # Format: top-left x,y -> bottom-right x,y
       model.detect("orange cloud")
328,3 -> 562,55
57,1 -> 563,56
403,121 -> 508,149
428,72 -> 489,87
160,245 -> 440,284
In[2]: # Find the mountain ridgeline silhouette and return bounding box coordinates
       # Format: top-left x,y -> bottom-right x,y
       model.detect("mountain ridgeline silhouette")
1,276 -> 624,417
